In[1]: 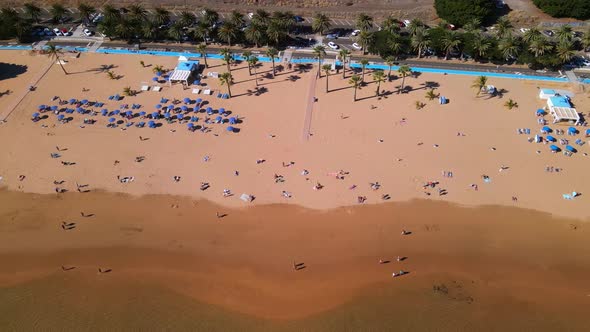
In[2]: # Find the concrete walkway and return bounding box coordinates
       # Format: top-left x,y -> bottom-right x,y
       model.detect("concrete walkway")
0,59 -> 54,121
301,69 -> 318,141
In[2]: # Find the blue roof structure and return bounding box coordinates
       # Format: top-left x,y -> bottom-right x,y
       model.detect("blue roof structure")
549,96 -> 571,108
175,60 -> 199,71
540,89 -> 556,95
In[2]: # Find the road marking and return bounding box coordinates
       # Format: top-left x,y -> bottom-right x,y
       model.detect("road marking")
67,8 -> 77,14
345,20 -> 353,26
42,7 -> 50,13
146,9 -> 154,14
304,17 -> 311,23
220,13 -> 225,18
192,10 -> 199,17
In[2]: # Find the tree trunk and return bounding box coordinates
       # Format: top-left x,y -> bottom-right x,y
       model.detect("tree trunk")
445,49 -> 449,60
399,76 -> 405,94
247,63 -> 251,75
203,56 -> 208,68
254,67 -> 258,86
55,56 -> 68,75
388,67 -> 392,81
376,82 -> 380,96
342,59 -> 346,79
325,73 -> 329,92
418,46 -> 422,58
353,87 -> 357,101
317,60 -> 321,78
227,84 -> 232,97
361,68 -> 365,82
271,59 -> 275,77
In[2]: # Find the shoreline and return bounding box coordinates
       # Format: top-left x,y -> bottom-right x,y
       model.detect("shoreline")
1,188 -> 590,327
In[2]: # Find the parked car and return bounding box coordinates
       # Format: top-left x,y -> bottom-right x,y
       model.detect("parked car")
543,30 -> 554,37
294,16 -> 304,23
403,20 -> 411,27
447,24 -> 456,30
52,28 -> 63,36
519,28 -> 530,34
83,28 -> 94,36
351,29 -> 361,36
352,42 -> 362,50
328,41 -> 339,49
326,33 -> 338,39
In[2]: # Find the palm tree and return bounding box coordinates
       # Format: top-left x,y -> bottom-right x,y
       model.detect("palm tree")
415,101 -> 426,110
372,70 -> 385,96
528,37 -> 552,57
152,65 -> 164,74
142,20 -> 158,41
463,18 -> 481,34
23,2 -> 41,23
106,70 -> 116,80
312,13 -> 331,35
523,28 -> 542,43
102,4 -> 120,22
154,7 -> 170,27
220,48 -> 233,73
50,3 -> 66,23
498,35 -> 520,61
202,8 -> 219,27
218,22 -> 237,46
244,23 -> 265,47
381,15 -> 400,34
384,56 -> 395,81
193,23 -> 211,44
116,18 -> 135,41
242,50 -> 253,75
196,44 -> 208,68
504,99 -> 518,110
251,9 -> 270,27
494,17 -> 513,38
425,89 -> 438,100
339,49 -> 351,78
15,18 -> 32,43
179,11 -> 196,27
249,56 -> 259,86
123,86 -> 134,96
407,19 -> 424,36
359,59 -> 369,83
266,19 -> 286,46
472,33 -> 491,60
312,45 -> 326,78
441,31 -> 461,60
78,3 -> 96,24
556,25 -> 573,43
322,64 -> 332,92
266,47 -> 279,77
582,29 -> 590,51
219,72 -> 233,98
128,4 -> 147,22
556,40 -> 575,63
471,75 -> 488,95
46,44 -> 67,75
358,30 -> 374,55
168,22 -> 184,43
411,28 -> 430,58
356,13 -> 373,31
388,34 -> 404,60
397,65 -> 411,94
229,10 -> 245,27
348,74 -> 362,101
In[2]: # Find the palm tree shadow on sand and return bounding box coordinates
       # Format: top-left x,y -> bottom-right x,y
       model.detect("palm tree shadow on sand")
0,63 -> 28,82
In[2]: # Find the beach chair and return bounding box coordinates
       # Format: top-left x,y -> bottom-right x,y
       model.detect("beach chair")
563,194 -> 572,200
152,86 -> 162,92
223,94 -> 229,99
203,89 -> 211,95
525,128 -> 530,135
217,92 -> 222,98
141,85 -> 149,92
108,95 -> 114,100
192,88 -> 201,94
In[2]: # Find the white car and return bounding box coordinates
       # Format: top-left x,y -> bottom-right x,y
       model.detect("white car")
327,41 -> 339,49
247,12 -> 254,19
351,29 -> 361,36
53,28 -> 62,36
352,42 -> 362,50
83,28 -> 94,36
403,19 -> 411,27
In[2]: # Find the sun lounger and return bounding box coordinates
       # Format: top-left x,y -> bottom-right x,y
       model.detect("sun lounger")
192,88 -> 201,94
203,89 -> 211,95
217,93 -> 222,98
240,194 -> 253,202
141,85 -> 149,91
152,86 -> 162,92
207,72 -> 219,78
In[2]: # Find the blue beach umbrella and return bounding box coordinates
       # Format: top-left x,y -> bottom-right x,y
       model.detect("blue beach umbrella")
155,104 -> 162,109
81,99 -> 88,104
546,135 -> 556,142
191,116 -> 198,122
183,97 -> 191,104
229,117 -> 237,124
32,112 -> 40,118
167,105 -> 174,111
38,104 -> 46,110
50,105 -> 58,111
215,116 -> 222,123
148,120 -> 156,128
176,114 -> 183,120
568,126 -> 577,134
542,126 -> 552,133
139,111 -> 146,117
536,108 -> 545,115
181,105 -> 188,111
101,109 -> 108,116
108,117 -> 116,123
206,107 -> 213,115
550,145 -> 560,152
187,123 -> 194,128
113,109 -> 120,115
69,98 -> 76,104
164,112 -> 171,119
196,98 -> 202,104
218,108 -> 225,115
566,145 -> 577,153
57,114 -> 65,121
151,112 -> 159,119
156,71 -> 162,77
226,126 -> 235,132
76,107 -> 84,114
152,77 -> 159,82
586,129 -> 590,136
126,110 -> 133,117
66,108 -> 74,114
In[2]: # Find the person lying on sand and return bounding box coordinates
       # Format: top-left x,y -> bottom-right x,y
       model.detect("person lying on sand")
173,176 -> 181,182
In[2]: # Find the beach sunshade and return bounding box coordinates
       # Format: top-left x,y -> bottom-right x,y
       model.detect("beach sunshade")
226,126 -> 235,132
32,112 -> 40,118
164,112 -> 171,118
126,110 -> 133,116
139,111 -> 146,116
156,71 -> 162,77
536,108 -> 544,114
546,135 -> 556,142
566,145 -> 577,152
196,98 -> 202,104
108,117 -> 116,123
550,145 -> 560,151
155,104 -> 162,109
38,104 -> 46,110
187,123 -> 194,128
191,116 -> 198,122
183,97 -> 191,103
218,108 -> 225,114
167,105 -> 174,110
176,114 -> 183,120
50,105 -> 58,111
66,108 -> 74,114
229,117 -> 237,124
101,109 -> 108,115
568,126 -> 577,133
586,129 -> 590,135
81,99 -> 88,104
148,120 -> 155,126
151,112 -> 159,118
113,110 -> 120,115
181,105 -> 188,111
57,114 -> 64,120
215,116 -> 222,122
542,126 -> 551,133
152,77 -> 159,82
69,98 -> 76,104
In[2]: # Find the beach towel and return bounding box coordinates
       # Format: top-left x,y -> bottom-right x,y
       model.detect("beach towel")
563,194 -> 572,200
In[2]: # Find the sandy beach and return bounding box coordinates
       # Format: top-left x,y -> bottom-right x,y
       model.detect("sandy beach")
1,49 -> 590,329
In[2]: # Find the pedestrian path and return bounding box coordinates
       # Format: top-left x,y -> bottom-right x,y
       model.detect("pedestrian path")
0,59 -> 54,121
33,40 -> 48,51
88,41 -> 103,53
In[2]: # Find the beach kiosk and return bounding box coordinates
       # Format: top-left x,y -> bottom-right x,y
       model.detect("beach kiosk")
547,96 -> 579,124
539,89 -> 557,99
169,59 -> 200,87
